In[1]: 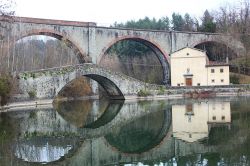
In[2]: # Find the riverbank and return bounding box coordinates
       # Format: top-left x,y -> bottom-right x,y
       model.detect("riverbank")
0,99 -> 53,112
2,85 -> 250,112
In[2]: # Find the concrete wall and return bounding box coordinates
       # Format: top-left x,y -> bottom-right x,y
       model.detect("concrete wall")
207,65 -> 230,85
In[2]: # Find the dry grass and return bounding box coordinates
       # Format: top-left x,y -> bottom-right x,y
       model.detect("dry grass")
230,73 -> 250,84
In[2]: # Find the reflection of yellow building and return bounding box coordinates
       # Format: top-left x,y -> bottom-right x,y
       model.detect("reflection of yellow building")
172,101 -> 231,142
170,47 -> 229,86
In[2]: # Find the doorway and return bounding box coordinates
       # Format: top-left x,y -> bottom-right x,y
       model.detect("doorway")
185,78 -> 192,86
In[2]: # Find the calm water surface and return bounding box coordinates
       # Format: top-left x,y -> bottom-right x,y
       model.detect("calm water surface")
1,97 -> 250,165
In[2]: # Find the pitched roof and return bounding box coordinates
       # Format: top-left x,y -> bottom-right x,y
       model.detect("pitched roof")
170,46 -> 206,55
206,61 -> 229,67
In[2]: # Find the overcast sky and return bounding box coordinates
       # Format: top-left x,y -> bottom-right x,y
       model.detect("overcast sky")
14,0 -> 240,26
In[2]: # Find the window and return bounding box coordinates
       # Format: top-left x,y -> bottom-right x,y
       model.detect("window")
222,116 -> 225,120
220,68 -> 224,73
211,69 -> 215,73
212,116 -> 216,120
197,83 -> 200,86
187,53 -> 189,56
177,83 -> 180,86
221,79 -> 224,83
212,79 -> 215,83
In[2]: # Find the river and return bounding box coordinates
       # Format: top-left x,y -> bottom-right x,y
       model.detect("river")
0,96 -> 250,165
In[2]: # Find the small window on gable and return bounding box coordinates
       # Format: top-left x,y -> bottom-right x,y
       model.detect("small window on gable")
220,68 -> 224,73
187,53 -> 189,56
197,83 -> 200,86
212,79 -> 215,83
211,69 -> 215,73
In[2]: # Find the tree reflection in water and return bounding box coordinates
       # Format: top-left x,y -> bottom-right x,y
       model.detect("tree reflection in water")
54,99 -> 124,128
14,137 -> 80,163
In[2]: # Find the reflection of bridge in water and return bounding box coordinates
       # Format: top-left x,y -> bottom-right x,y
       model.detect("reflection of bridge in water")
1,97 -> 245,165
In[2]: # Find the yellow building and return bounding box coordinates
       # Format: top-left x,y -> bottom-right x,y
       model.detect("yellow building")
170,47 -> 229,86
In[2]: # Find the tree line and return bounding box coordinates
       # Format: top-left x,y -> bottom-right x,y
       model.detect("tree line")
108,0 -> 250,62
112,0 -> 250,34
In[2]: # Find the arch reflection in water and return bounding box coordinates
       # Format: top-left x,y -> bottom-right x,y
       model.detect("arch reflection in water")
14,137 -> 80,163
105,104 -> 171,154
54,99 -> 124,128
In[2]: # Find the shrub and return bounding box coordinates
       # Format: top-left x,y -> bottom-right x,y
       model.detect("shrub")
157,86 -> 165,95
230,74 -> 240,84
137,89 -> 151,97
0,75 -> 12,106
28,90 -> 36,99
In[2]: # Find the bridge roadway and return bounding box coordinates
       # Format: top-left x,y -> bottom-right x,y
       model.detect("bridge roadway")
18,64 -> 162,100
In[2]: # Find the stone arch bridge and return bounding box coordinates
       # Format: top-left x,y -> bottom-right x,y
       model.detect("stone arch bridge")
18,64 -> 161,100
0,16 -> 246,84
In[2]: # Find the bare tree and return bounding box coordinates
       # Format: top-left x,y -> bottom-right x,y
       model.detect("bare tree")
0,0 -> 15,16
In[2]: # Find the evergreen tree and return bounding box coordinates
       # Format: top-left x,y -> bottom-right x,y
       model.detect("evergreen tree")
171,13 -> 185,31
200,10 -> 216,32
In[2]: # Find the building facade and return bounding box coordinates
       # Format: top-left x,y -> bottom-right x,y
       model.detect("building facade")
170,47 -> 229,86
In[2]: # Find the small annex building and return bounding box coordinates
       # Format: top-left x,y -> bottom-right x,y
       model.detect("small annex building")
170,47 -> 229,86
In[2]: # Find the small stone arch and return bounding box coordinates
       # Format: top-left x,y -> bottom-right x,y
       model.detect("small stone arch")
99,36 -> 170,84
56,74 -> 125,100
14,29 -> 90,63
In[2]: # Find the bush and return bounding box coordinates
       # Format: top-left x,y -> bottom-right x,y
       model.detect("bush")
230,74 -> 240,84
28,90 -> 36,99
157,86 -> 165,95
0,75 -> 12,106
137,89 -> 151,97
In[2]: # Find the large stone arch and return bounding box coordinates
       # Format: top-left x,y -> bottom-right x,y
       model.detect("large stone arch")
99,36 -> 170,85
190,35 -> 246,58
13,29 -> 89,63
193,40 -> 238,61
